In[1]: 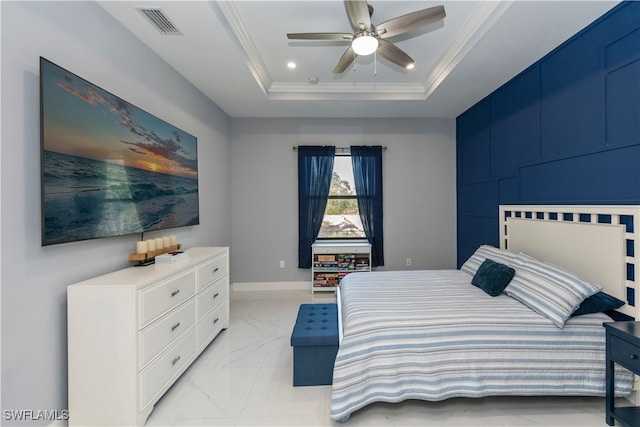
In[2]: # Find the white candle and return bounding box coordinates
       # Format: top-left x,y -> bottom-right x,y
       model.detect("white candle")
136,241 -> 148,254
155,237 -> 164,250
163,236 -> 171,248
170,235 -> 177,246
146,239 -> 156,252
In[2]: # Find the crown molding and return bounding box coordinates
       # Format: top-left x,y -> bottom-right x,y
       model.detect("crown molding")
216,0 -> 511,102
268,82 -> 427,100
422,1 -> 513,97
214,1 -> 272,96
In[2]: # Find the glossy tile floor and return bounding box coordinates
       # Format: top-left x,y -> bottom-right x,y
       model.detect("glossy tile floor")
146,289 -> 616,427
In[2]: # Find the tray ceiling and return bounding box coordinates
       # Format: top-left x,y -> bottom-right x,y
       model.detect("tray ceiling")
98,1 -> 619,118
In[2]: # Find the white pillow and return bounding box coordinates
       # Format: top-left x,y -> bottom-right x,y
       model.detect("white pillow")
504,254 -> 601,328
460,245 -> 516,277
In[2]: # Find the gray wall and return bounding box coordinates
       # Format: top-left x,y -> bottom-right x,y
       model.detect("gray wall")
1,1 -> 457,419
230,118 -> 457,283
1,1 -> 231,420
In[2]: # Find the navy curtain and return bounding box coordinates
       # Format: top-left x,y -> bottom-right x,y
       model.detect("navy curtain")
298,146 -> 336,268
351,146 -> 384,267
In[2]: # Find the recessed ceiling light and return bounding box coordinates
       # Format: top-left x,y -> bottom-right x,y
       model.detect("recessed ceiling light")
406,63 -> 415,70
287,62 -> 297,69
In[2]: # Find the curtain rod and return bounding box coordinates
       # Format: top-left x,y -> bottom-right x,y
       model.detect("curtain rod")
292,146 -> 387,151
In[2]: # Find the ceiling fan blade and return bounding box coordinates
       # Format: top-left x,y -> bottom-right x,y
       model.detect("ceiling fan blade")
287,32 -> 353,41
344,0 -> 372,32
333,46 -> 356,74
376,39 -> 414,69
376,5 -> 446,39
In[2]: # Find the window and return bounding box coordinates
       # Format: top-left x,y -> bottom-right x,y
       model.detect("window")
317,155 -> 366,239
297,145 -> 383,268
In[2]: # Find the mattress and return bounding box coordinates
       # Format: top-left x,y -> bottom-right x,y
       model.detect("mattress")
330,269 -> 633,422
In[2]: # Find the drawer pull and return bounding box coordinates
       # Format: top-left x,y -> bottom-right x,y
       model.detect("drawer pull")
213,292 -> 219,299
213,267 -> 219,274
631,354 -> 638,360
171,355 -> 181,366
213,318 -> 219,325
171,322 -> 181,332
171,289 -> 180,297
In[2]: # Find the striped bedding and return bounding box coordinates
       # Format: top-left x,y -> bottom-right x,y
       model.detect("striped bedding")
330,269 -> 633,422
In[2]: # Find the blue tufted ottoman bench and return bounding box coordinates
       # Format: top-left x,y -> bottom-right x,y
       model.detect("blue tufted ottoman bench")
290,303 -> 339,386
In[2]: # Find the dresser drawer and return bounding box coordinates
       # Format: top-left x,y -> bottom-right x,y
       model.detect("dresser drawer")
196,256 -> 227,291
140,270 -> 196,328
197,303 -> 228,349
197,278 -> 228,319
610,335 -> 640,372
139,299 -> 196,369
140,329 -> 196,410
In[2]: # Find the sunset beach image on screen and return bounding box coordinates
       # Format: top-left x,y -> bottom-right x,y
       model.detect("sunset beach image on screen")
40,58 -> 199,246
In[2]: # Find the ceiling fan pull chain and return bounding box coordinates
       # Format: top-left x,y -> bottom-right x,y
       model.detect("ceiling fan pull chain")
374,51 -> 377,76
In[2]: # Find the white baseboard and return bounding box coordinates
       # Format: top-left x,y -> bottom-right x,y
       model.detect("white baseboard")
231,281 -> 310,292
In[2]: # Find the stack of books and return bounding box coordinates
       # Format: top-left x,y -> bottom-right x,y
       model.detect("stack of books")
313,272 -> 339,287
313,252 -> 370,288
314,254 -> 358,270
355,256 -> 370,270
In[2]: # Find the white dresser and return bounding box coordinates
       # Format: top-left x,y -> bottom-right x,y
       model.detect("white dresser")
67,247 -> 229,426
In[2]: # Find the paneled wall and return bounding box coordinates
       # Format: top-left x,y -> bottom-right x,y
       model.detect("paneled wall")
456,1 -> 640,266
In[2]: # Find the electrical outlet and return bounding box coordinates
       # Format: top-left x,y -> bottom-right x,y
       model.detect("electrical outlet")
406,258 -> 412,266
279,260 -> 285,268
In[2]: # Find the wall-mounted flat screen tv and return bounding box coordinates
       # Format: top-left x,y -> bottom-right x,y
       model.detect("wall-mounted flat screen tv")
40,57 -> 199,246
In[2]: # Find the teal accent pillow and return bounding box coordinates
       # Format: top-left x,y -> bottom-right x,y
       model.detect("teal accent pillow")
471,259 -> 516,296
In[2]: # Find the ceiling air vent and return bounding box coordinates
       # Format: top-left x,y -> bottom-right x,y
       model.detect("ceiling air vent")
137,8 -> 183,35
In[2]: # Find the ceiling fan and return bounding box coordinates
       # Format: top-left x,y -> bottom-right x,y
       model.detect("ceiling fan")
286,1 -> 446,74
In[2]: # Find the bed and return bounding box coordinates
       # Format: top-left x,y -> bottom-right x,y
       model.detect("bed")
330,205 -> 640,422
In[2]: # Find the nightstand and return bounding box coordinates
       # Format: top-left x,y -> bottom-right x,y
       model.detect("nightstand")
604,321 -> 640,427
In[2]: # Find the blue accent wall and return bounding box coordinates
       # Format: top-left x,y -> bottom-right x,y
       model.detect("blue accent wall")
456,1 -> 640,266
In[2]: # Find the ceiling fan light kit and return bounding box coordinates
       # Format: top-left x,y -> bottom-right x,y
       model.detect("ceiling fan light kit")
352,33 -> 379,56
286,1 -> 445,74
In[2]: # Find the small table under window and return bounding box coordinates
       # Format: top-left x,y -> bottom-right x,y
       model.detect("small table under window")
311,241 -> 371,293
